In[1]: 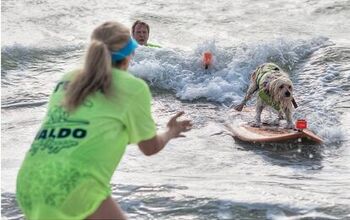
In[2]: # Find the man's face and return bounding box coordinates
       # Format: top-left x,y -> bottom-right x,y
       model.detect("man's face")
133,24 -> 149,45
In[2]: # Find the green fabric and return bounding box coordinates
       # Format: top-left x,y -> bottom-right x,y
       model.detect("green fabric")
255,63 -> 280,88
255,63 -> 281,111
258,90 -> 281,111
16,68 -> 156,220
146,43 -> 162,48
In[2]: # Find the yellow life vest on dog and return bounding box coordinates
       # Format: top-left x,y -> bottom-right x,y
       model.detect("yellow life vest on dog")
255,63 -> 281,111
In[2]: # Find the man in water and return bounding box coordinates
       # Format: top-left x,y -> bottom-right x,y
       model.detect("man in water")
132,20 -> 161,48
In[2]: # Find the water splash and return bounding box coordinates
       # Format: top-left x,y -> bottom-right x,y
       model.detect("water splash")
130,37 -> 331,104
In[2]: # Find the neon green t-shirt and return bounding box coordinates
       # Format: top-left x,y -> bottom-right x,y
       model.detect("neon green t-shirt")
146,42 -> 162,48
16,68 -> 156,220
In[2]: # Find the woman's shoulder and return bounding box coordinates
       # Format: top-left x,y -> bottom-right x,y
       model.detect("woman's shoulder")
61,70 -> 80,81
112,68 -> 150,93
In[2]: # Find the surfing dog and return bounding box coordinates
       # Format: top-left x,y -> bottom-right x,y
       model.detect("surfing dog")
234,63 -> 296,129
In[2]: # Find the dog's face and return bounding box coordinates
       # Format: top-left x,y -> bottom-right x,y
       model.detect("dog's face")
269,77 -> 293,102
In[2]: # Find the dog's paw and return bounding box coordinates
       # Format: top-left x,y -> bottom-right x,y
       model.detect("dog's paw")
284,123 -> 294,129
271,119 -> 280,126
261,118 -> 280,126
249,121 -> 261,128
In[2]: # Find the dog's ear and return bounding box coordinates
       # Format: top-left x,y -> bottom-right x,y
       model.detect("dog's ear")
268,79 -> 278,96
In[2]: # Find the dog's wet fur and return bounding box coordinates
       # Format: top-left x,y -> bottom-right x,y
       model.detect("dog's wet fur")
234,63 -> 295,129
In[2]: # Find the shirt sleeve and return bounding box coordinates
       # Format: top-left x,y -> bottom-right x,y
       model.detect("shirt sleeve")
125,81 -> 157,144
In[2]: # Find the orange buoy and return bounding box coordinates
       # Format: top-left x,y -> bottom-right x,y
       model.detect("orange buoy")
202,51 -> 213,69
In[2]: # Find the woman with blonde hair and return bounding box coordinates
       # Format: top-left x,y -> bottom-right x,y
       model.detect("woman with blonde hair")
16,21 -> 192,219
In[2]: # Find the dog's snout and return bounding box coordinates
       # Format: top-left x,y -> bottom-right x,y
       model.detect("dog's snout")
285,91 -> 291,97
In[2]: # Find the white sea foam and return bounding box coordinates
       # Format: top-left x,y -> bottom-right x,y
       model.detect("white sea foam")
130,36 -> 347,141
130,37 -> 330,104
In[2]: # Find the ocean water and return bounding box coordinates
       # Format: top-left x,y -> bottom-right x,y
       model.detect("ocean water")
2,0 -> 350,219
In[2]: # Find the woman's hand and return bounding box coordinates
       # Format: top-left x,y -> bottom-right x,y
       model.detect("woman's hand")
138,111 -> 192,156
166,111 -> 192,138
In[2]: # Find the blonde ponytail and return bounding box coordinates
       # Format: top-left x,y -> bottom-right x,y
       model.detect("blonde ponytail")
64,21 -> 131,112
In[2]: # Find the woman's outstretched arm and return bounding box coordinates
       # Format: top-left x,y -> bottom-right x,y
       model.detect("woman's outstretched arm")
138,112 -> 192,156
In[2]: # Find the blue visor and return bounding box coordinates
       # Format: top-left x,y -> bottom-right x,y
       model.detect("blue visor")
111,38 -> 138,62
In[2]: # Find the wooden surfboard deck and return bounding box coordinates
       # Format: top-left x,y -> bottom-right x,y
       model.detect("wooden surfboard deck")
226,123 -> 323,144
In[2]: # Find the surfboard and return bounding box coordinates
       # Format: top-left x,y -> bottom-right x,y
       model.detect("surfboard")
226,123 -> 323,144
